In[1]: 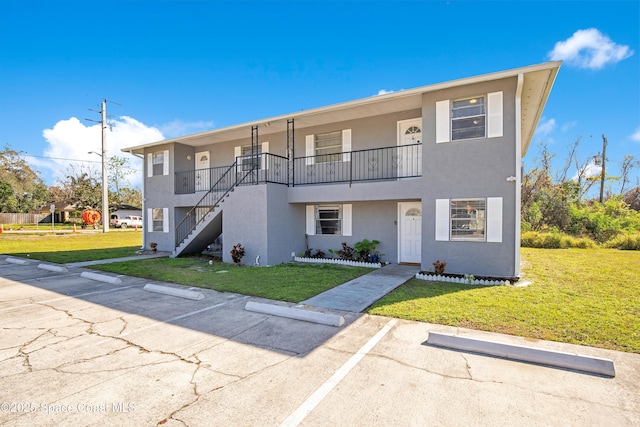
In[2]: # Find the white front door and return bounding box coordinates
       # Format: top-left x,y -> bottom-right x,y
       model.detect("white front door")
398,202 -> 422,264
195,151 -> 210,191
397,119 -> 422,177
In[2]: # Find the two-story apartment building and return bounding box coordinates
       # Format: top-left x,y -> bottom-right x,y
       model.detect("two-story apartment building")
123,61 -> 560,279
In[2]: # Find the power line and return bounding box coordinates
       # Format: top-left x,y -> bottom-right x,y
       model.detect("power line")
18,153 -> 101,164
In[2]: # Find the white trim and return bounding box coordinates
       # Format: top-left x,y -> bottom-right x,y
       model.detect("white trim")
147,208 -> 153,232
487,91 -> 504,138
514,74 -> 524,275
486,197 -> 503,243
305,135 -> 315,166
435,100 -> 450,143
162,150 -> 169,176
342,129 -> 352,162
435,199 -> 450,241
234,146 -> 242,161
146,153 -> 153,178
306,205 -> 315,235
162,207 -> 169,233
342,204 -> 352,236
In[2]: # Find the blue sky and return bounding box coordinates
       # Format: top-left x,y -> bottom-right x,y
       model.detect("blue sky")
1,0 -> 638,195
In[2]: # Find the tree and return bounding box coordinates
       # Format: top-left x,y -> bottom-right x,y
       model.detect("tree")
619,154 -> 639,195
0,145 -> 50,213
107,155 -> 135,207
55,164 -> 102,211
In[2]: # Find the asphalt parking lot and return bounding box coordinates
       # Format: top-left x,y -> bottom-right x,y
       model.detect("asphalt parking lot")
1,257 -> 639,426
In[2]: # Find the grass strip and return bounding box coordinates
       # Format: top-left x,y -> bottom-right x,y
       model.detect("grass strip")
92,257 -> 374,302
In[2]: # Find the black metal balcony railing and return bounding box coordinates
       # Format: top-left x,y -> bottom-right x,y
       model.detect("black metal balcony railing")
174,144 -> 421,194
293,144 -> 421,186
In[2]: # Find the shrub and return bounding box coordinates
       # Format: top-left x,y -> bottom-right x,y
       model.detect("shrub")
354,239 -> 380,262
605,233 -> 640,250
433,260 -> 446,275
521,231 -> 596,249
329,242 -> 355,260
230,243 -> 245,264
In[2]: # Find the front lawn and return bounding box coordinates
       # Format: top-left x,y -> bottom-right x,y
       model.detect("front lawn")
368,248 -> 640,353
92,258 -> 374,302
0,231 -> 142,263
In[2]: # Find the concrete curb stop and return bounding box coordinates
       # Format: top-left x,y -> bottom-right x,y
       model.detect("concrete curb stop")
245,301 -> 345,327
38,264 -> 69,273
143,283 -> 204,300
426,332 -> 615,377
80,271 -> 123,284
6,257 -> 29,265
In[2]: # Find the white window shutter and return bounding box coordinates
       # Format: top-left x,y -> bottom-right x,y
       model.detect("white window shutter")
162,208 -> 169,233
436,100 -> 450,144
306,205 -> 315,235
147,208 -> 153,232
342,204 -> 352,236
487,91 -> 503,138
305,135 -> 315,166
162,150 -> 169,175
261,141 -> 269,170
435,199 -> 450,241
342,129 -> 352,162
486,197 -> 503,242
147,153 -> 153,178
234,146 -> 241,161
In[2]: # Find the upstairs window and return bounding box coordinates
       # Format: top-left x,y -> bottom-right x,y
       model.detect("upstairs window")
451,97 -> 485,141
315,131 -> 343,163
241,145 -> 262,171
147,150 -> 169,177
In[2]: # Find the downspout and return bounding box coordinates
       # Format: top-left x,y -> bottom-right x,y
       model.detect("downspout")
129,150 -> 146,251
514,73 -> 524,277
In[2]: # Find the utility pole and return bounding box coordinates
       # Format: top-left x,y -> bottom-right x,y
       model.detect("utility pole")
101,100 -> 109,233
600,134 -> 607,204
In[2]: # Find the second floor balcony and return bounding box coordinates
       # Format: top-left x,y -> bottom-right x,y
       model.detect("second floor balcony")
175,143 -> 421,194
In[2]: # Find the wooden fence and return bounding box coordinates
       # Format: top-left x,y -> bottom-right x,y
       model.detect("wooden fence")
0,213 -> 51,224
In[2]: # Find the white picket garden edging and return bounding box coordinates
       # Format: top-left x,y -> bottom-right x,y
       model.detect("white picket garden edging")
294,256 -> 382,268
415,272 -> 511,286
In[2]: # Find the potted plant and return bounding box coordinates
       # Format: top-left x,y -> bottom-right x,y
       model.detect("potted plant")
149,242 -> 158,252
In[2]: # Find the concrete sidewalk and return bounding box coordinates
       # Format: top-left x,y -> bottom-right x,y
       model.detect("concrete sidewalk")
302,264 -> 420,312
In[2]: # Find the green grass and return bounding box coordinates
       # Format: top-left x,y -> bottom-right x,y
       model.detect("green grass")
0,231 -> 142,263
368,248 -> 640,353
92,258 -> 374,302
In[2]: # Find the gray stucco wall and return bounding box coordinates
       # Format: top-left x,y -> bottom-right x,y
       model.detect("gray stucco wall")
306,200 -> 402,264
420,77 -> 519,278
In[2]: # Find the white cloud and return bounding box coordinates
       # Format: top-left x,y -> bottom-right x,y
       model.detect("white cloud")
548,28 -> 634,69
535,118 -> 556,137
573,161 -> 602,181
377,89 -> 394,96
561,121 -> 577,132
631,127 -> 640,142
41,116 -> 163,188
158,119 -> 214,139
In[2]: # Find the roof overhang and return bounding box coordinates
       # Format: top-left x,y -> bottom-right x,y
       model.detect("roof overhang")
123,61 -> 560,157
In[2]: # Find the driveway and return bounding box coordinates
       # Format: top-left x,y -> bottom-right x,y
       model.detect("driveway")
1,258 -> 639,426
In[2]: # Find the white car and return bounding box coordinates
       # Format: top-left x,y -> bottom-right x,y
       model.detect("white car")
111,215 -> 143,229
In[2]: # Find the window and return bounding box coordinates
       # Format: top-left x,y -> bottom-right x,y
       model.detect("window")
315,131 -> 343,163
152,208 -> 165,232
241,145 -> 262,171
147,150 -> 169,177
152,152 -> 165,176
450,199 -> 486,240
306,204 -> 352,236
451,97 -> 485,140
316,205 -> 342,235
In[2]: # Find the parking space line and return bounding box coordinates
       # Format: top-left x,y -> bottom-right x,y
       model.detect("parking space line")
280,318 -> 398,427
0,285 -> 137,313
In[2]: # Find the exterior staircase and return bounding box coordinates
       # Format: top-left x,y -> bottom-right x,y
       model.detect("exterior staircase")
172,161 -> 254,258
